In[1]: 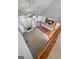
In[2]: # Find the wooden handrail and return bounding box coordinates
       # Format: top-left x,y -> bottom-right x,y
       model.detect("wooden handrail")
35,25 -> 61,59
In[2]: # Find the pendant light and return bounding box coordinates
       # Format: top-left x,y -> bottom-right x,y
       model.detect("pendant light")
33,0 -> 36,15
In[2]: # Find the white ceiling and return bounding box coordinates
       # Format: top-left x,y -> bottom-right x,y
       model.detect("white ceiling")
18,0 -> 54,16
18,0 -> 61,22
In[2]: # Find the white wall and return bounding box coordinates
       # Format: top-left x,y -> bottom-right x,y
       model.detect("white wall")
18,31 -> 33,59
40,0 -> 61,23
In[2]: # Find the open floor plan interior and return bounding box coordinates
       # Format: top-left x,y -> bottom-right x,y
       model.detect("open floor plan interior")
18,0 -> 61,59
